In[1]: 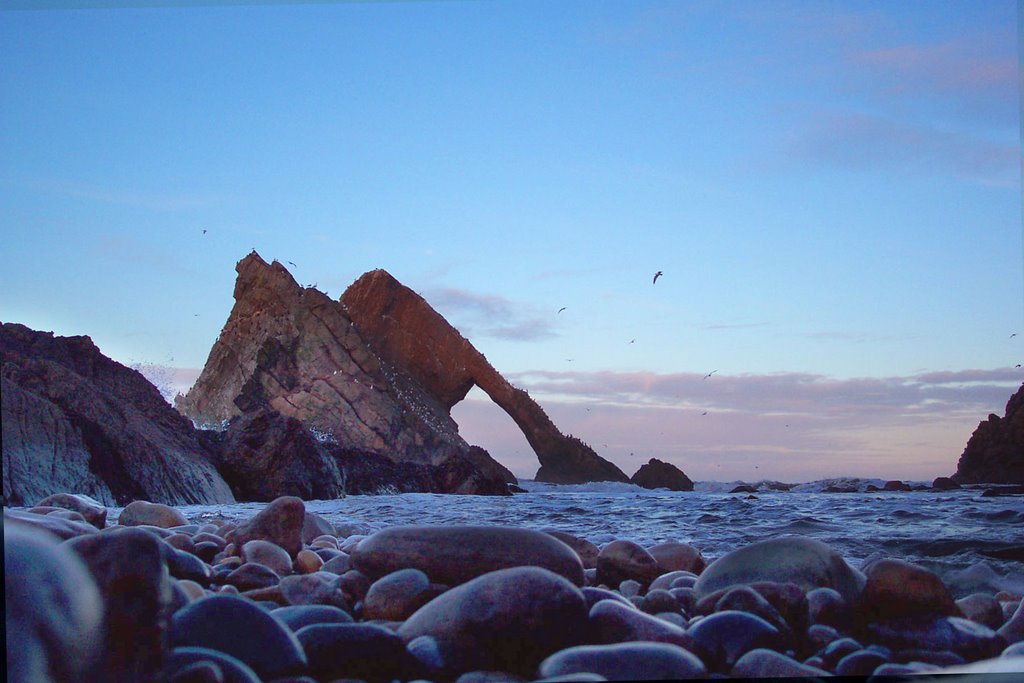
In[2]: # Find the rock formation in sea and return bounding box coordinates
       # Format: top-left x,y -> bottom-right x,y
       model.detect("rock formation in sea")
1,322 -> 235,506
630,457 -> 694,491
951,383 -> 1024,484
340,267 -> 628,484
177,253 -> 625,487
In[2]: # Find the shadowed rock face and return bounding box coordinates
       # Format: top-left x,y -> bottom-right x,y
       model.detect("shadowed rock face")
340,268 -> 628,484
951,383 -> 1024,484
1,322 -> 234,506
630,457 -> 694,491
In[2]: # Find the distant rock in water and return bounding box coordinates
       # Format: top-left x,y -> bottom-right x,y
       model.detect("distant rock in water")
951,383 -> 1024,485
177,253 -> 623,488
630,458 -> 694,491
1,322 -> 234,506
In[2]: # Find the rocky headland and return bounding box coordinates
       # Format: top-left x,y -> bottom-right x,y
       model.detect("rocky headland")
952,383 -> 1024,485
6,494 -> 1024,682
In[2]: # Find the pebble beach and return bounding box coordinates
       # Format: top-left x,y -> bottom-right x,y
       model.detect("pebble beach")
6,492 -> 1024,682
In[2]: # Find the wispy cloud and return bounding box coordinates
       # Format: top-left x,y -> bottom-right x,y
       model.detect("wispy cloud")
423,287 -> 558,342
784,110 -> 1019,182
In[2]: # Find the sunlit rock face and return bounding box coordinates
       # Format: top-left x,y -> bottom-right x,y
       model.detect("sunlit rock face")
340,267 -> 628,485
1,322 -> 234,506
951,383 -> 1024,485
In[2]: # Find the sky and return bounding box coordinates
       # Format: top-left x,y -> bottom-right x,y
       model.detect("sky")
1,0 -> 1021,482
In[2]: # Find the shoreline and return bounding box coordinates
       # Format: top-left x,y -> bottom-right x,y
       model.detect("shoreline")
7,493 -> 1024,681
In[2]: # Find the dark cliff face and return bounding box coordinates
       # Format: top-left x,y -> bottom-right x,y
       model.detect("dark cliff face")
340,268 -> 629,485
1,322 -> 235,506
951,384 -> 1024,484
630,457 -> 694,491
175,253 -> 513,495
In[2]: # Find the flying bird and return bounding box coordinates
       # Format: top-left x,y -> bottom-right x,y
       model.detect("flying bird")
558,307 -> 566,314
1012,333 -> 1018,339
701,411 -> 708,416
703,370 -> 718,380
201,229 -> 207,235
288,261 -> 297,268
653,271 -> 663,284
629,339 -> 635,344
1017,364 -> 1022,368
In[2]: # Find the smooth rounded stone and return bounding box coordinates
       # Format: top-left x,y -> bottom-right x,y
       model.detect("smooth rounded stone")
669,586 -> 696,614
874,661 -> 941,675
714,585 -> 790,638
731,648 -> 830,678
647,541 -> 706,574
544,530 -> 600,569
806,623 -> 841,653
455,671 -> 528,683
215,556 -> 243,571
294,549 -> 323,574
835,648 -> 889,675
407,634 -> 446,676
165,533 -> 197,554
310,534 -> 339,548
654,612 -> 688,628
170,594 -> 307,680
338,569 -> 372,603
584,568 -> 598,585
234,496 -> 306,558
5,523 -> 105,683
296,622 -> 417,683
168,659 -> 225,683
588,597 -> 689,646
537,642 -> 706,681
363,568 -> 433,621
819,636 -> 863,667
596,539 -> 661,587
398,566 -> 589,676
225,562 -> 281,591
618,579 -> 642,597
241,585 -> 286,605
686,609 -> 784,672
1003,641 -> 1024,656
693,536 -> 865,605
169,524 -> 202,535
194,532 -> 228,549
179,579 -> 207,602
301,511 -> 335,544
743,581 -> 808,636
40,508 -> 89,523
320,552 -> 352,574
807,586 -> 851,628
166,647 -> 262,683
998,598 -> 1024,644
272,604 -> 354,632
859,558 -> 960,621
649,570 -> 697,592
865,616 -> 1006,661
119,500 -> 189,528
279,572 -> 349,609
641,588 -> 681,615
957,592 -> 1006,630
353,525 -> 586,587
240,539 -> 293,577
64,526 -> 172,681
38,492 -> 108,528
339,533 -> 367,553
5,508 -> 100,539
194,542 -> 221,564
581,586 -> 634,611
167,546 -> 213,585
627,595 -> 645,609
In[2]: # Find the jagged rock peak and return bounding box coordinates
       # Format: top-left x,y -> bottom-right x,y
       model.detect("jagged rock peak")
951,383 -> 1024,484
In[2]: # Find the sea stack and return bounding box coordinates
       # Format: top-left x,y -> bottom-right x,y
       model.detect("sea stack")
951,383 -> 1024,484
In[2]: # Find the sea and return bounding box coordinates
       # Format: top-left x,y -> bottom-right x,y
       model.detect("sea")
115,478 -> 1024,599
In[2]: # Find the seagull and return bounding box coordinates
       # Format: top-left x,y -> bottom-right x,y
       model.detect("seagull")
1012,333 -> 1018,339
1017,364 -> 1022,368
629,339 -> 635,344
701,411 -> 708,416
653,271 -> 663,284
703,370 -> 718,380
287,261 -> 297,268
558,307 -> 566,314
202,229 -> 207,235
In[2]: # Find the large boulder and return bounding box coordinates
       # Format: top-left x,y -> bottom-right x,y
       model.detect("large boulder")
629,457 -> 694,491
1,322 -> 234,506
951,383 -> 1024,484
174,254 -> 514,495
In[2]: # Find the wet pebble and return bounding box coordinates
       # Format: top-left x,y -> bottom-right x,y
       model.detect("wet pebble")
647,541 -> 706,574
37,492 -> 108,528
686,609 -> 784,672
225,562 -> 281,591
296,622 -> 417,683
596,539 -> 661,587
731,648 -> 829,678
240,539 -> 293,576
280,572 -> 350,609
957,592 -> 1006,630
538,642 -> 706,681
362,568 -> 433,621
588,598 -> 689,646
119,500 -> 189,528
233,496 -> 306,558
272,604 -> 354,632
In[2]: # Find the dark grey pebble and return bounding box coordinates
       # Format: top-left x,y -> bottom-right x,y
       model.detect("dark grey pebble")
807,586 -> 850,628
686,609 -> 783,672
167,546 -> 213,585
820,636 -> 863,668
865,616 -> 1006,661
538,642 -> 706,680
406,634 -> 446,676
835,648 -> 889,676
581,587 -> 634,611
171,595 -> 307,681
194,541 -> 222,564
272,604 -> 354,631
166,647 -> 261,683
296,622 -> 417,683
805,623 -> 840,655
225,562 -> 281,591
641,588 -> 681,615
589,598 -> 689,646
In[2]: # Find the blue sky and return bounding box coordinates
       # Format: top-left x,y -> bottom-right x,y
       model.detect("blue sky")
1,1 -> 1020,481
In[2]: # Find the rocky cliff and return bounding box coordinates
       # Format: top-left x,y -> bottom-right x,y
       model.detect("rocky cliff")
175,253 -> 514,494
1,322 -> 235,506
340,268 -> 629,484
951,383 -> 1024,484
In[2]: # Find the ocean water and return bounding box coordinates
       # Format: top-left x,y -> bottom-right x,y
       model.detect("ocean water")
134,478 -> 1024,598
